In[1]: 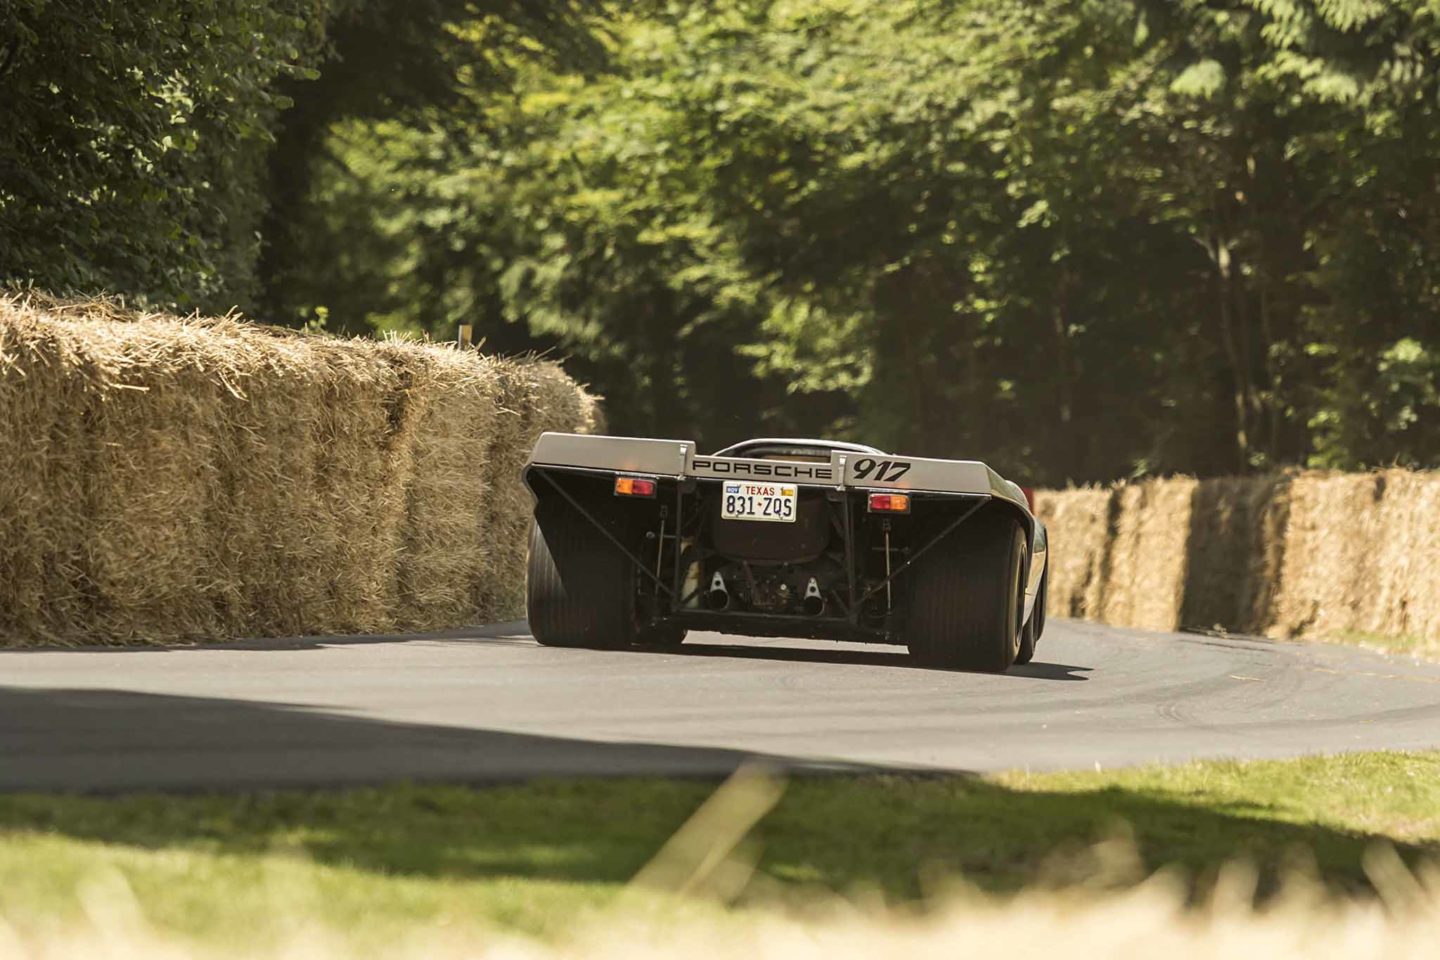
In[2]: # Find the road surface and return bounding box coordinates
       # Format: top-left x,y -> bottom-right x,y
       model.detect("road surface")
4,619 -> 1440,792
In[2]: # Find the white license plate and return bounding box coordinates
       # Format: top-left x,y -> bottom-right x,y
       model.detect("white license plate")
721,482 -> 797,523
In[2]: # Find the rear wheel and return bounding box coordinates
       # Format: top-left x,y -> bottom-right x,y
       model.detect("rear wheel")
904,513 -> 1026,672
526,506 -> 639,649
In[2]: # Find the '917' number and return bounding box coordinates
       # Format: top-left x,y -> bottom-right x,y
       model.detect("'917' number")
853,458 -> 912,483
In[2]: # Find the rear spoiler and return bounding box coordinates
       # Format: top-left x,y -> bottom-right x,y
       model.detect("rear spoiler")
525,432 -> 1031,509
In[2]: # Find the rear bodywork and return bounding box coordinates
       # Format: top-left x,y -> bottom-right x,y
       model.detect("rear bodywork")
523,433 -> 1048,645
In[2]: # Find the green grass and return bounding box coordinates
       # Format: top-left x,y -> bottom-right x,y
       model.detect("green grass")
1,752 -> 1438,951
1333,630 -> 1437,657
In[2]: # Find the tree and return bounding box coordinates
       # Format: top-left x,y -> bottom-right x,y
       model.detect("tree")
254,0 -> 607,325
13,0 -> 1437,480
0,0 -> 324,309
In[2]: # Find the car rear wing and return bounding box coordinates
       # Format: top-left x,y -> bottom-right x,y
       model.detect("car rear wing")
525,432 -> 1031,511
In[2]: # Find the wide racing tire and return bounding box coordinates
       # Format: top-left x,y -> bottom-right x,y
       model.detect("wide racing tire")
526,506 -> 639,649
904,512 -> 1026,672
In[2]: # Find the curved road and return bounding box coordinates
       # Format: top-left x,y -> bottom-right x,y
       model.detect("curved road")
4,620 -> 1440,792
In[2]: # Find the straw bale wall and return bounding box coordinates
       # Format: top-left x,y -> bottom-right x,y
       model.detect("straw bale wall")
0,294 -> 600,646
1036,470 -> 1440,650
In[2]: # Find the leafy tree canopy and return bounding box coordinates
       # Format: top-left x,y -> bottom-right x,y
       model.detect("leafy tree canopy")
4,0 -> 1438,482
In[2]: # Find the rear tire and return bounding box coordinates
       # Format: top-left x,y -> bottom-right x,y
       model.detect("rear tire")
526,507 -> 638,649
904,513 -> 1026,672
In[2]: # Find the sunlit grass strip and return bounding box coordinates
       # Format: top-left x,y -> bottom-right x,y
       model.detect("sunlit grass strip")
0,752 -> 1436,954
1,814 -> 1438,960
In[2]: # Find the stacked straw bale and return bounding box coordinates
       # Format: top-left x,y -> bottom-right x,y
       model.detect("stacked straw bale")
1036,470 -> 1440,651
1094,478 -> 1196,632
1271,470 -> 1440,644
0,294 -> 599,646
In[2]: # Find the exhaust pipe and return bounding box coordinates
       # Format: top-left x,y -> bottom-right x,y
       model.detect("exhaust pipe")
706,571 -> 730,611
802,578 -> 825,616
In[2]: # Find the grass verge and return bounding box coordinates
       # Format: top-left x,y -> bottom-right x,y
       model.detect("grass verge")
1334,630 -> 1437,658
0,751 -> 1437,953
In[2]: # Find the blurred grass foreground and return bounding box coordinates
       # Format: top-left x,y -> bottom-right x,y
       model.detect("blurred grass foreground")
0,752 -> 1437,957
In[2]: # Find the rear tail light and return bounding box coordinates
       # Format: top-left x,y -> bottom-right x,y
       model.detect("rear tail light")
614,476 -> 657,498
1020,487 -> 1035,512
867,493 -> 910,513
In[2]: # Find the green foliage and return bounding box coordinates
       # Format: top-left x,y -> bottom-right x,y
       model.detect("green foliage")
0,0 -> 600,315
0,0 -> 325,310
282,0 -> 1440,476
253,0 -> 606,322
4,0 -> 1439,478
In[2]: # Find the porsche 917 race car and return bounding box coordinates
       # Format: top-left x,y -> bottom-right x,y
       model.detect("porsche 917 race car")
522,434 -> 1049,672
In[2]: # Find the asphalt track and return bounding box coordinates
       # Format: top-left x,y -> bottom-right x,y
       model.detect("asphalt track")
4,619 -> 1440,792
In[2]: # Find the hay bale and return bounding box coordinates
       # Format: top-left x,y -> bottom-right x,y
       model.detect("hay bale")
1038,468 -> 1439,653
1036,478 -> 1195,632
1366,470 -> 1440,644
1178,474 -> 1290,634
1273,470 -> 1440,645
390,345 -> 506,629
1097,477 -> 1196,632
0,293 -> 599,646
1034,486 -> 1115,620
471,360 -> 599,619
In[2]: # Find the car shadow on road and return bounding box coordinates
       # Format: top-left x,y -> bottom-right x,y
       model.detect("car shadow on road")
629,640 -> 1092,681
1010,661 -> 1093,681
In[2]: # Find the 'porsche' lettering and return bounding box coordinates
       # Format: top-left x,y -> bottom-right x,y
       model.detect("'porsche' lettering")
692,458 -> 834,481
